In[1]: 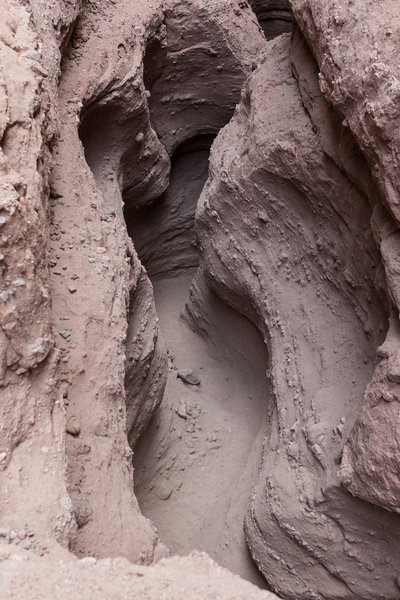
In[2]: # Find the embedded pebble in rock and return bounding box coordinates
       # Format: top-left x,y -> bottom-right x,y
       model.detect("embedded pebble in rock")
66,416 -> 81,437
155,484 -> 173,501
176,401 -> 188,419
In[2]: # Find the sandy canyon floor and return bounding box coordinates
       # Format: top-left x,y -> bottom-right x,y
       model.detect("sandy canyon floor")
134,272 -> 268,587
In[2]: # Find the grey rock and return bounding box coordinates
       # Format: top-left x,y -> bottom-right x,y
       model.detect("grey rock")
59,330 -> 71,340
177,369 -> 200,386
155,483 -> 173,501
176,401 -> 188,419
66,416 -> 81,436
77,556 -> 97,569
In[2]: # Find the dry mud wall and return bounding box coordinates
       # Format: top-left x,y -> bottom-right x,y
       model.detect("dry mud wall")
249,0 -> 292,40
195,28 -> 399,599
77,0 -> 266,567
2,1 -> 400,600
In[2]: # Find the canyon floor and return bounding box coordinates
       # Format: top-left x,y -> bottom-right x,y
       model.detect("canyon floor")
134,272 -> 268,587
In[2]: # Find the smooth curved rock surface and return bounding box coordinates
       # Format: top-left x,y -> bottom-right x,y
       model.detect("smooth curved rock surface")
195,31 -> 400,600
249,0 -> 293,40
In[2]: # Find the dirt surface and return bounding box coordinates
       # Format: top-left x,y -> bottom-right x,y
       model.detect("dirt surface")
134,272 -> 268,587
0,544 -> 279,600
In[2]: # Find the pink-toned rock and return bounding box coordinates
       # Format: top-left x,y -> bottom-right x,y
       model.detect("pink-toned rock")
195,29 -> 400,600
2,0 -> 400,598
0,0 -> 76,548
0,0 -> 266,573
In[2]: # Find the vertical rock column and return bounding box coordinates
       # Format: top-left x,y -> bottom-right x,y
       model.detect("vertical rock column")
0,0 -> 77,546
195,32 -> 400,600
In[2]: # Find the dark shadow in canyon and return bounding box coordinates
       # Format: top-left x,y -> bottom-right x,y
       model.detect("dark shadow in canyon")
125,135 -> 213,280
249,0 -> 292,40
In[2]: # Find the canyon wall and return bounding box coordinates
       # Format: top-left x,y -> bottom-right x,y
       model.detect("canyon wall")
287,0 -> 400,519
1,0 -> 400,599
194,26 -> 400,598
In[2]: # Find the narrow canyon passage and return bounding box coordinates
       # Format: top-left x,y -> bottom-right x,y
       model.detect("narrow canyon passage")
5,0 -> 400,598
134,275 -> 268,586
128,147 -> 268,587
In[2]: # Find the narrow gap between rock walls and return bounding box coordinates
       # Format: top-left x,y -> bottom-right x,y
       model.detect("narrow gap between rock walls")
126,136 -> 269,587
75,6 -> 291,587
124,20 -> 273,586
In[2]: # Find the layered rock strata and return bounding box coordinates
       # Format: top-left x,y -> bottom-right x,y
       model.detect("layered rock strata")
0,0 -> 80,550
249,0 -> 293,40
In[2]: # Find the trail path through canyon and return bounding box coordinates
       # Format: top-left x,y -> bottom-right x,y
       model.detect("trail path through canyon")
134,272 -> 268,587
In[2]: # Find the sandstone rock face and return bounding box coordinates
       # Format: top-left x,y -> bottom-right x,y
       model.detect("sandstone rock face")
249,0 -> 293,40
1,0 -> 168,564
0,0 -> 79,549
125,0 -> 265,280
0,545 -> 279,600
55,3 -> 167,560
1,0 -> 400,598
286,0 -> 400,519
141,0 -> 265,156
0,0 -> 266,575
127,145 -> 210,279
195,29 -> 400,600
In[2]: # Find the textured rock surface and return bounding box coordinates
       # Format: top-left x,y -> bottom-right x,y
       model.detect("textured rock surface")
0,0 -> 78,549
0,545 -> 279,600
32,0 -> 167,563
0,0 -> 268,582
195,29 -> 400,600
2,0 -> 400,598
127,146 -> 210,279
249,0 -> 293,40
286,0 -> 400,518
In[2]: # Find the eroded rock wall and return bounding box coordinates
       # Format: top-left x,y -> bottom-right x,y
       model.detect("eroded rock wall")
195,28 -> 400,600
0,0 -> 80,549
0,0 -> 266,571
286,0 -> 400,518
125,0 -> 266,278
2,0 -> 400,598
51,1 -> 169,560
249,0 -> 293,40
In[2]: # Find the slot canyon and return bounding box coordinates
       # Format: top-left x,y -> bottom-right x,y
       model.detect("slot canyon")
1,1 -> 400,599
